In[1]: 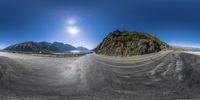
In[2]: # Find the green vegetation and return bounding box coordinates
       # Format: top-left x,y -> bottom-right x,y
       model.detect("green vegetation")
109,30 -> 165,45
95,30 -> 171,56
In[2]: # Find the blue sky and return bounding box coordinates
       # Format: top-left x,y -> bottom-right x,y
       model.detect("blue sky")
0,0 -> 200,49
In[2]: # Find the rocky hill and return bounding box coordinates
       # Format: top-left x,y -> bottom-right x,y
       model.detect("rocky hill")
95,30 -> 171,56
4,41 -> 79,53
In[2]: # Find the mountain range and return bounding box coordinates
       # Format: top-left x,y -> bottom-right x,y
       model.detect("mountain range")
4,41 -> 90,54
4,30 -> 199,56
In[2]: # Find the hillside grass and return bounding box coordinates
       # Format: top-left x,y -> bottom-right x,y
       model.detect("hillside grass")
106,30 -> 170,48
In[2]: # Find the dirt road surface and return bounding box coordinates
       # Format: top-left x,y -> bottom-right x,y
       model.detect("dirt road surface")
0,51 -> 200,100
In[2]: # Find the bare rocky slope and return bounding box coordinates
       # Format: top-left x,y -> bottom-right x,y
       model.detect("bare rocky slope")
95,30 -> 171,56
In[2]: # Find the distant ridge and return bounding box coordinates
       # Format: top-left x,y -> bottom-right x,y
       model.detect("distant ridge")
4,41 -> 90,53
95,30 -> 171,56
172,46 -> 200,51
77,46 -> 91,53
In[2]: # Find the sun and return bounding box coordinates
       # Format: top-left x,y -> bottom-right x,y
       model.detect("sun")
67,26 -> 80,35
65,18 -> 80,35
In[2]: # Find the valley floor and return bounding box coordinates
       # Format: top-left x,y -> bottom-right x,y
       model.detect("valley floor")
0,51 -> 200,100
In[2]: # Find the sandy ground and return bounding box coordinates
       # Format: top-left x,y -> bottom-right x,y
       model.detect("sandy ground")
0,51 -> 200,100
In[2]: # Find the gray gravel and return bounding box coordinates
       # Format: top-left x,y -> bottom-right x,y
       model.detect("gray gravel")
0,51 -> 200,100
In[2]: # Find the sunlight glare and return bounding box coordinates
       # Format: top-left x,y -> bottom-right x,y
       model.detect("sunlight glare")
67,26 -> 80,35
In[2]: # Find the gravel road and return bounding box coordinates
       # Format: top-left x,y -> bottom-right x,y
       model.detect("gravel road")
0,51 -> 200,100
